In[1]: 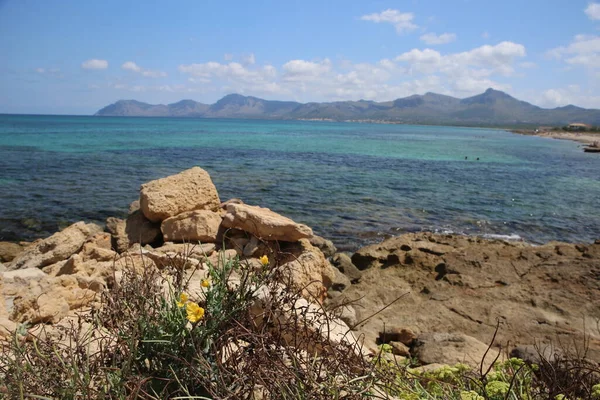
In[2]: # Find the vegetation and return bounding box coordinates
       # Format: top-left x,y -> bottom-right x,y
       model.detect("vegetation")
1,244 -> 599,399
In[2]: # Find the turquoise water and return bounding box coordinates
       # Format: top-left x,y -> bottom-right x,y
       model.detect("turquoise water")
1,114 -> 599,250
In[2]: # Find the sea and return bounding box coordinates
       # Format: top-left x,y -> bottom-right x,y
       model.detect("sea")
1,114 -> 599,251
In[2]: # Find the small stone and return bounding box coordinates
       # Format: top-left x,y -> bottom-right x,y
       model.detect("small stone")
389,341 -> 411,357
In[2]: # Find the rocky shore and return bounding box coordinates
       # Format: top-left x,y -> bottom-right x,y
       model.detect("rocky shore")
1,166 -> 599,371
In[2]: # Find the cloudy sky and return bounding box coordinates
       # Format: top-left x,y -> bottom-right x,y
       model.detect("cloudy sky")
1,0 -> 600,114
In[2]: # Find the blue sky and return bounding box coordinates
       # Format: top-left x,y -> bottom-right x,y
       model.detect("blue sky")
1,0 -> 600,114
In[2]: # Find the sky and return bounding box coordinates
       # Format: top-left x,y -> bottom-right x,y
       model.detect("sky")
1,0 -> 600,115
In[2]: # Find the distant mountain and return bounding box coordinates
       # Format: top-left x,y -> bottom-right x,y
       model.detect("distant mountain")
95,89 -> 600,127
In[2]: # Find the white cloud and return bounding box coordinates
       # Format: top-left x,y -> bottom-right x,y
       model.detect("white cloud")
224,53 -> 233,61
420,32 -> 456,45
519,61 -> 537,69
534,85 -> 600,109
175,41 -> 531,104
81,59 -> 108,70
121,61 -> 167,78
282,59 -> 332,80
360,9 -> 418,34
121,61 -> 141,72
241,53 -> 256,65
585,3 -> 600,20
548,34 -> 600,68
35,67 -> 63,78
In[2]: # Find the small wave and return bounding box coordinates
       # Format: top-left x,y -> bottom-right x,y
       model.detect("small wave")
481,233 -> 523,241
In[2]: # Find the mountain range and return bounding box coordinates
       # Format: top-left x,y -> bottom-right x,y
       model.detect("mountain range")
95,89 -> 600,127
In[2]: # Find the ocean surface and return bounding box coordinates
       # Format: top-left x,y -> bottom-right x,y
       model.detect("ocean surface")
1,114 -> 599,251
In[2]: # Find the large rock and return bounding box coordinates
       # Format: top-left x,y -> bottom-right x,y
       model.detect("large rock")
140,167 -> 221,222
8,222 -> 102,270
0,242 -> 24,262
222,203 -> 313,242
161,210 -> 222,242
278,239 -> 336,302
106,211 -> 161,253
330,232 -> 600,363
412,332 -> 499,368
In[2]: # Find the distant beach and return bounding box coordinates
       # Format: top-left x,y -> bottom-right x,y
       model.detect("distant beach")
511,129 -> 600,146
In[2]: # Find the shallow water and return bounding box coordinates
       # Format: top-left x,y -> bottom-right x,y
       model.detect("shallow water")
1,115 -> 599,250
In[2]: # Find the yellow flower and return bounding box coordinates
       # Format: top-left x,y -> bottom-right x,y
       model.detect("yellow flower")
176,293 -> 189,308
259,255 -> 269,266
186,302 -> 205,323
201,279 -> 210,288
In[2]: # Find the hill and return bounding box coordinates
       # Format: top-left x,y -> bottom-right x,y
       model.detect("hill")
95,89 -> 600,127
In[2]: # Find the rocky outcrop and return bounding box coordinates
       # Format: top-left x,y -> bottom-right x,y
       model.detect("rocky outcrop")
140,167 -> 221,222
328,232 -> 600,364
0,242 -> 24,262
8,222 -> 102,271
161,210 -> 222,242
222,203 -> 313,242
278,239 -> 336,302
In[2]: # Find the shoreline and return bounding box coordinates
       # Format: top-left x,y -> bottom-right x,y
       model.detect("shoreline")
511,129 -> 600,146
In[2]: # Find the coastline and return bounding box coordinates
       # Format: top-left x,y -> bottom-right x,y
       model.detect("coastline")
511,129 -> 600,146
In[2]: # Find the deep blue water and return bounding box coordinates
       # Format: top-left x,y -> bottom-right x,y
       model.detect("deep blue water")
1,114 -> 599,250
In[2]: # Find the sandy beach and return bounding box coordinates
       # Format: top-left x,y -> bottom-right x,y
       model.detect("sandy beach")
512,129 -> 600,146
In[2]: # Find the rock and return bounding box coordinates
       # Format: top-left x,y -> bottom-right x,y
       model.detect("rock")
106,212 -> 162,253
9,274 -> 101,324
250,284 -> 363,358
510,345 -> 563,364
412,332 -> 499,368
2,268 -> 48,282
161,210 -> 222,243
140,167 -> 221,222
309,235 -> 337,258
8,222 -> 102,270
389,341 -> 411,357
278,239 -> 336,302
0,317 -> 17,340
106,217 -> 128,253
125,210 -> 162,245
222,203 -> 313,242
0,262 -> 5,273
330,268 -> 351,293
129,199 -> 140,213
242,236 -> 259,257
333,232 -> 600,364
334,305 -> 358,328
154,242 -> 216,261
80,242 -> 118,262
331,253 -> 362,283
379,327 -> 417,346
86,232 -> 112,250
0,242 -> 24,262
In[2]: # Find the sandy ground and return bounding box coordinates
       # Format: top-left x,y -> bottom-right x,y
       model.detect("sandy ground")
513,130 -> 600,146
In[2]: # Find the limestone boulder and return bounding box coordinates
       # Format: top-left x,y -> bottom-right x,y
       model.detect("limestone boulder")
278,239 -> 336,302
140,167 -> 221,222
106,211 -> 161,253
222,203 -> 313,242
0,317 -> 17,340
331,253 -> 362,283
8,222 -> 102,270
309,235 -> 337,258
0,241 -> 24,262
125,210 -> 162,245
9,275 -> 102,324
161,210 -> 222,243
412,332 -> 500,368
